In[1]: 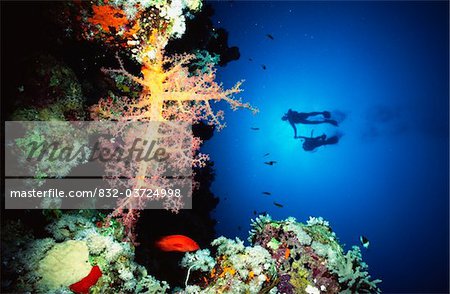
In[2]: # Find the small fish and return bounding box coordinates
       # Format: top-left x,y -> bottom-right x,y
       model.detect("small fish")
262,192 -> 271,196
263,153 -> 270,157
250,127 -> 260,131
273,202 -> 283,208
156,235 -> 199,252
261,64 -> 267,70
360,235 -> 370,249
264,161 -> 277,165
248,58 -> 253,62
238,226 -> 242,231
253,210 -> 267,216
266,34 -> 274,40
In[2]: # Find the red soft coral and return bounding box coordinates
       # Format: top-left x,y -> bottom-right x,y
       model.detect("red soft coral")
69,265 -> 102,294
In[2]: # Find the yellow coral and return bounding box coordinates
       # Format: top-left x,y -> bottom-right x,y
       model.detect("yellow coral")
248,271 -> 254,279
219,266 -> 236,278
36,240 -> 91,291
290,261 -> 312,294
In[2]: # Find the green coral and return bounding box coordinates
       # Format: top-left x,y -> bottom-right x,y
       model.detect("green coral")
290,261 -> 312,293
12,55 -> 85,121
267,238 -> 281,250
191,50 -> 220,74
248,214 -> 272,242
134,274 -> 170,294
10,56 -> 88,189
330,246 -> 382,293
11,121 -> 91,192
181,249 -> 216,287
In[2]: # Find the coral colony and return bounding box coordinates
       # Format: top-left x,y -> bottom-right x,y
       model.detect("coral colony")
3,213 -> 381,293
2,1 -> 381,293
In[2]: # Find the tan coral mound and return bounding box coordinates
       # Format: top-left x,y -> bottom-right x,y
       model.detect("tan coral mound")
37,240 -> 92,291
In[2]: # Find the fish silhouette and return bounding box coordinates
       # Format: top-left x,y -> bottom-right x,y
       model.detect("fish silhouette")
273,202 -> 283,208
360,235 -> 370,249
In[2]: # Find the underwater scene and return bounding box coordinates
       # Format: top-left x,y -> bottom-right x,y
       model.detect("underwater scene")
1,1 -> 448,293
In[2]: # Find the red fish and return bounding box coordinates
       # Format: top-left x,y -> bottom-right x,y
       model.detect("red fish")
69,265 -> 102,294
156,235 -> 199,252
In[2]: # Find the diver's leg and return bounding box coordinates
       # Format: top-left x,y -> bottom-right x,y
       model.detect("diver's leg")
304,112 -> 323,119
325,119 -> 338,126
324,136 -> 339,145
300,120 -> 337,126
299,120 -> 324,125
304,111 -> 332,120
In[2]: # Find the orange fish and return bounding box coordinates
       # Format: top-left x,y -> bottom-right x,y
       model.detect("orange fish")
156,235 -> 199,252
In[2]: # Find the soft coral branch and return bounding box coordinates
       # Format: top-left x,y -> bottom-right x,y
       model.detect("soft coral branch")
90,35 -> 257,242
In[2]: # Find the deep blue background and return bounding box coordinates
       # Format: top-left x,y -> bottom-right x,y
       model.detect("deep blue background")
203,1 -> 449,293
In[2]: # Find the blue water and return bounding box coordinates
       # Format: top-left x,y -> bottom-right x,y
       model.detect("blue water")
202,1 -> 449,293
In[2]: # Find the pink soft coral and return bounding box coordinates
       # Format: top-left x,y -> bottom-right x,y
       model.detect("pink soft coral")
90,34 -> 257,242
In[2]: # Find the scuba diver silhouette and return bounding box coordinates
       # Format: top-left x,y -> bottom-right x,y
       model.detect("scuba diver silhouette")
297,131 -> 340,151
282,109 -> 338,138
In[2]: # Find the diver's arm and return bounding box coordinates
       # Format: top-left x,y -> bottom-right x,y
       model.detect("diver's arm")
290,122 -> 298,138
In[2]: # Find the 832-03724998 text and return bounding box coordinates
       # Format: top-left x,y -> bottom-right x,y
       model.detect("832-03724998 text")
9,188 -> 182,199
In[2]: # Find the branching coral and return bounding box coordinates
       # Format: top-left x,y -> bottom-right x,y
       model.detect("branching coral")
329,246 -> 382,293
181,249 -> 215,287
249,215 -> 381,294
248,213 -> 273,243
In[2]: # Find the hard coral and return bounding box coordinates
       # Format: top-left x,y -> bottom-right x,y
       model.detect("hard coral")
248,215 -> 381,294
37,240 -> 92,292
182,236 -> 277,293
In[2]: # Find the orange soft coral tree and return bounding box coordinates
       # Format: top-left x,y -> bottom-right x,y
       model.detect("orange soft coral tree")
90,34 -> 257,241
92,37 -> 257,126
80,1 -> 256,242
